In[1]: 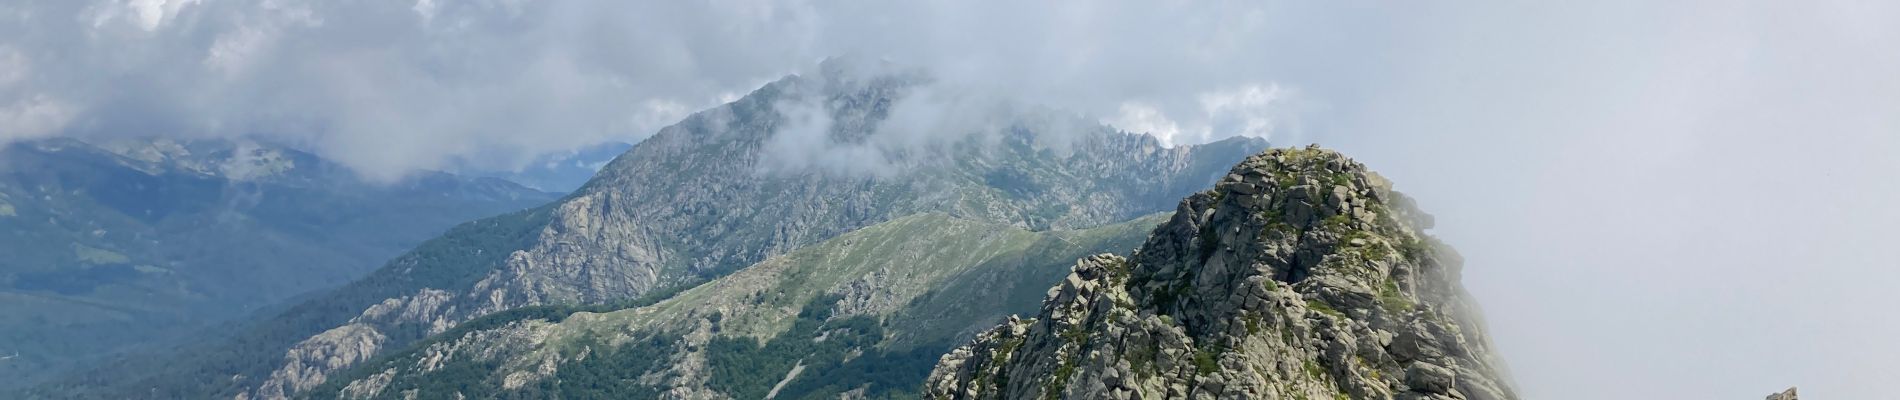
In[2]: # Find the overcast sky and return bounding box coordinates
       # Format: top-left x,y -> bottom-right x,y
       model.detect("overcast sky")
3,1 -> 1896,398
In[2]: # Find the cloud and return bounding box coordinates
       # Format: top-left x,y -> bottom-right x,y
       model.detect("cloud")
0,44 -> 71,141
0,94 -> 74,141
754,62 -> 1005,178
1199,84 -> 1291,143
1104,102 -> 1183,146
1105,83 -> 1296,146
0,46 -> 25,86
0,0 -> 1325,180
756,89 -> 862,176
87,0 -> 202,31
1299,3 -> 1900,399
751,59 -> 1142,178
1,0 -> 817,180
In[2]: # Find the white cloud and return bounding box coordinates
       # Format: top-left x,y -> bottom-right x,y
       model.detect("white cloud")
1103,84 -> 1294,146
122,0 -> 200,31
205,24 -> 267,75
625,98 -> 692,139
8,0 -> 1325,177
756,92 -> 890,177
0,95 -> 75,141
411,0 -> 437,24
1105,102 -> 1182,145
0,46 -> 25,86
1199,83 -> 1287,141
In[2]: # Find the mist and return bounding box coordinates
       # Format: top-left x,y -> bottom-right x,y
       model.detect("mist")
4,1 -> 1897,397
1325,3 -> 1900,399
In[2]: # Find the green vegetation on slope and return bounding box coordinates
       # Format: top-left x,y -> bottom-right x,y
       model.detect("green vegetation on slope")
704,295 -> 914,399
25,206 -> 555,399
299,212 -> 1168,400
0,138 -> 556,390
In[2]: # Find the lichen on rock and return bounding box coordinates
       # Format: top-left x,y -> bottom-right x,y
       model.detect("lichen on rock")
926,146 -> 1518,400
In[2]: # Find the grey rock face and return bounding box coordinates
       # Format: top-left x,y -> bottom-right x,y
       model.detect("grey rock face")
1766,387 -> 1798,400
926,146 -> 1517,400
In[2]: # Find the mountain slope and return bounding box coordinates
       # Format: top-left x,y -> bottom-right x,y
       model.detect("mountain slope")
302,212 -> 1168,399
32,64 -> 1265,400
0,138 -> 554,388
926,147 -> 1517,400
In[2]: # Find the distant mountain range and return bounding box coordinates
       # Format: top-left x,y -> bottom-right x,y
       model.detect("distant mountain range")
0,137 -> 556,389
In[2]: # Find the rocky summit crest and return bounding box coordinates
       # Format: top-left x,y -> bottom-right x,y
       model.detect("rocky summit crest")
926,146 -> 1517,400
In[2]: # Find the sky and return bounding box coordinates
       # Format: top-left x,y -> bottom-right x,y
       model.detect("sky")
3,1 -> 1898,398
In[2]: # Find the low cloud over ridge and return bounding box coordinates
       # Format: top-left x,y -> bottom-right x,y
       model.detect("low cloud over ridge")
0,1 -> 1312,180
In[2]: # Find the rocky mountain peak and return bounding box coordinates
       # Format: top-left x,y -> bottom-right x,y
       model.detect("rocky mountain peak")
926,145 -> 1517,400
1766,387 -> 1798,400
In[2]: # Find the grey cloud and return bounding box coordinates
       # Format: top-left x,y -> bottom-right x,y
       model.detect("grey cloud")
752,59 -> 1151,178
2,0 -> 1325,180
1,0 -> 817,180
1304,3 -> 1900,399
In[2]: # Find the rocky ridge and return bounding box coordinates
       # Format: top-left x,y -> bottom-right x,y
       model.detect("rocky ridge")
926,146 -> 1517,400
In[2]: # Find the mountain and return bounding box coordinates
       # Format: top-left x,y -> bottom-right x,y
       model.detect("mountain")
301,212 -> 1167,399
925,147 -> 1517,400
30,63 -> 1266,399
0,138 -> 555,389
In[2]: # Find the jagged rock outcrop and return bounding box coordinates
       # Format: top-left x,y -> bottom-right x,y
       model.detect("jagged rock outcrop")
1766,387 -> 1798,400
926,146 -> 1517,400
